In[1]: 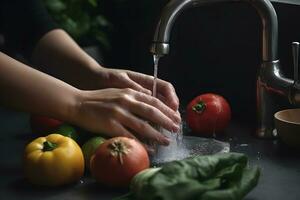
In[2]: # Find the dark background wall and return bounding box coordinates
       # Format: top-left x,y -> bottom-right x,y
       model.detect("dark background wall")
103,2 -> 299,123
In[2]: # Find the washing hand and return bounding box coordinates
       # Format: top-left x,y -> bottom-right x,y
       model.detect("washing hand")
71,88 -> 181,145
90,67 -> 180,111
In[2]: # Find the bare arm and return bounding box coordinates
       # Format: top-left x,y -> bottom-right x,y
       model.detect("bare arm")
31,29 -> 180,110
0,52 -> 78,120
0,52 -> 178,144
31,29 -> 101,90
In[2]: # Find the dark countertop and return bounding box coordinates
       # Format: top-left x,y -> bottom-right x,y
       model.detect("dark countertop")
0,108 -> 300,200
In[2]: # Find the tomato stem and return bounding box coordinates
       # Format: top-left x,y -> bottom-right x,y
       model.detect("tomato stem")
43,141 -> 57,151
192,101 -> 206,113
108,140 -> 130,165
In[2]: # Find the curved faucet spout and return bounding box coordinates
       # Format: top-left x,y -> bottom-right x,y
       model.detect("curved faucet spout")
150,0 -> 278,62
150,0 -> 299,138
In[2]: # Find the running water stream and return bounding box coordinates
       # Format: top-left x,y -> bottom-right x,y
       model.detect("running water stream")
150,55 -> 229,165
151,55 -> 188,164
152,55 -> 160,98
152,54 -> 182,139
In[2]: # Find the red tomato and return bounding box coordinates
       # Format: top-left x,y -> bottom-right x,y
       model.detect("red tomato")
186,93 -> 231,135
90,137 -> 150,187
30,115 -> 64,134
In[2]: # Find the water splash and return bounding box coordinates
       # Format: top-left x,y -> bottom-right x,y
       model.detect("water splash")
151,126 -> 230,165
176,123 -> 184,146
151,55 -> 190,164
152,125 -> 189,164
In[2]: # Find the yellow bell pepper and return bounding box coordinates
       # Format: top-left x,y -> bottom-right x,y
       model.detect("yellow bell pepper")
23,134 -> 84,186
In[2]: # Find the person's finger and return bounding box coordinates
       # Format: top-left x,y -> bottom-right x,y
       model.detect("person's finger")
105,121 -> 155,153
123,78 -> 152,95
102,119 -> 137,139
154,79 -> 179,110
127,71 -> 179,110
117,90 -> 179,131
130,100 -> 180,132
133,91 -> 181,124
141,143 -> 155,154
121,127 -> 156,154
110,72 -> 151,95
115,110 -> 170,145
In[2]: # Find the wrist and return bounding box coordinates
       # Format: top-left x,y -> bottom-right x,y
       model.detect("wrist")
88,66 -> 110,89
73,62 -> 108,90
62,88 -> 83,124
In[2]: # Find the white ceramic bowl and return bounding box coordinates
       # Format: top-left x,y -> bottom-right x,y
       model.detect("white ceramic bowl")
274,109 -> 300,149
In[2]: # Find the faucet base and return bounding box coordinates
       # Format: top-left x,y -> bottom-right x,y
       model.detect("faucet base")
256,128 -> 278,138
256,75 -> 278,138
256,60 -> 293,138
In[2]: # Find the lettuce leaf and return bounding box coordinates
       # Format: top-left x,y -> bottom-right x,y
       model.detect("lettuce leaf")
116,153 -> 260,200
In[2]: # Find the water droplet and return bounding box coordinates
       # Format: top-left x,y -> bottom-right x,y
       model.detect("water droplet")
272,129 -> 278,137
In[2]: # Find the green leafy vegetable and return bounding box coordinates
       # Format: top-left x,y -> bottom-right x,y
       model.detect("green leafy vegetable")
116,153 -> 260,200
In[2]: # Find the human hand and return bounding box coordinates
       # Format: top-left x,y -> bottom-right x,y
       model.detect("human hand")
92,68 -> 180,111
71,88 -> 181,145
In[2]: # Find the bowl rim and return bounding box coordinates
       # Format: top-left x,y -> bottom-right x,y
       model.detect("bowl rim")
274,108 -> 300,125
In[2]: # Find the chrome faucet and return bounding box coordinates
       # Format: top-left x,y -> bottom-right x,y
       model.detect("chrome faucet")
150,0 -> 300,138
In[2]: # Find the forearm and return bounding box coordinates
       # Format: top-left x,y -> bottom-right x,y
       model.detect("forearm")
0,52 -> 79,121
31,29 -> 103,89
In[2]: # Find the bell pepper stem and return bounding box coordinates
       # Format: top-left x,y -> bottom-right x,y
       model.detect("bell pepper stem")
43,141 -> 57,151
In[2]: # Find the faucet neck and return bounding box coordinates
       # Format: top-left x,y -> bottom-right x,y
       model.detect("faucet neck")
251,0 -> 278,62
151,0 -> 278,62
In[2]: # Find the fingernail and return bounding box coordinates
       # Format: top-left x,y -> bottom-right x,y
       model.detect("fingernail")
146,146 -> 155,154
172,100 -> 179,111
172,124 -> 180,132
161,136 -> 170,145
145,89 -> 152,95
174,112 -> 181,124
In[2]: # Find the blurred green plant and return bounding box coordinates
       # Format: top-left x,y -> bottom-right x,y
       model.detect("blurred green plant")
43,0 -> 112,50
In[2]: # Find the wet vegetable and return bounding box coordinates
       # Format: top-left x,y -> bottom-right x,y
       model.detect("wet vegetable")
90,137 -> 150,187
23,134 -> 84,186
187,93 -> 231,135
81,136 -> 106,168
56,124 -> 80,142
117,153 -> 260,200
